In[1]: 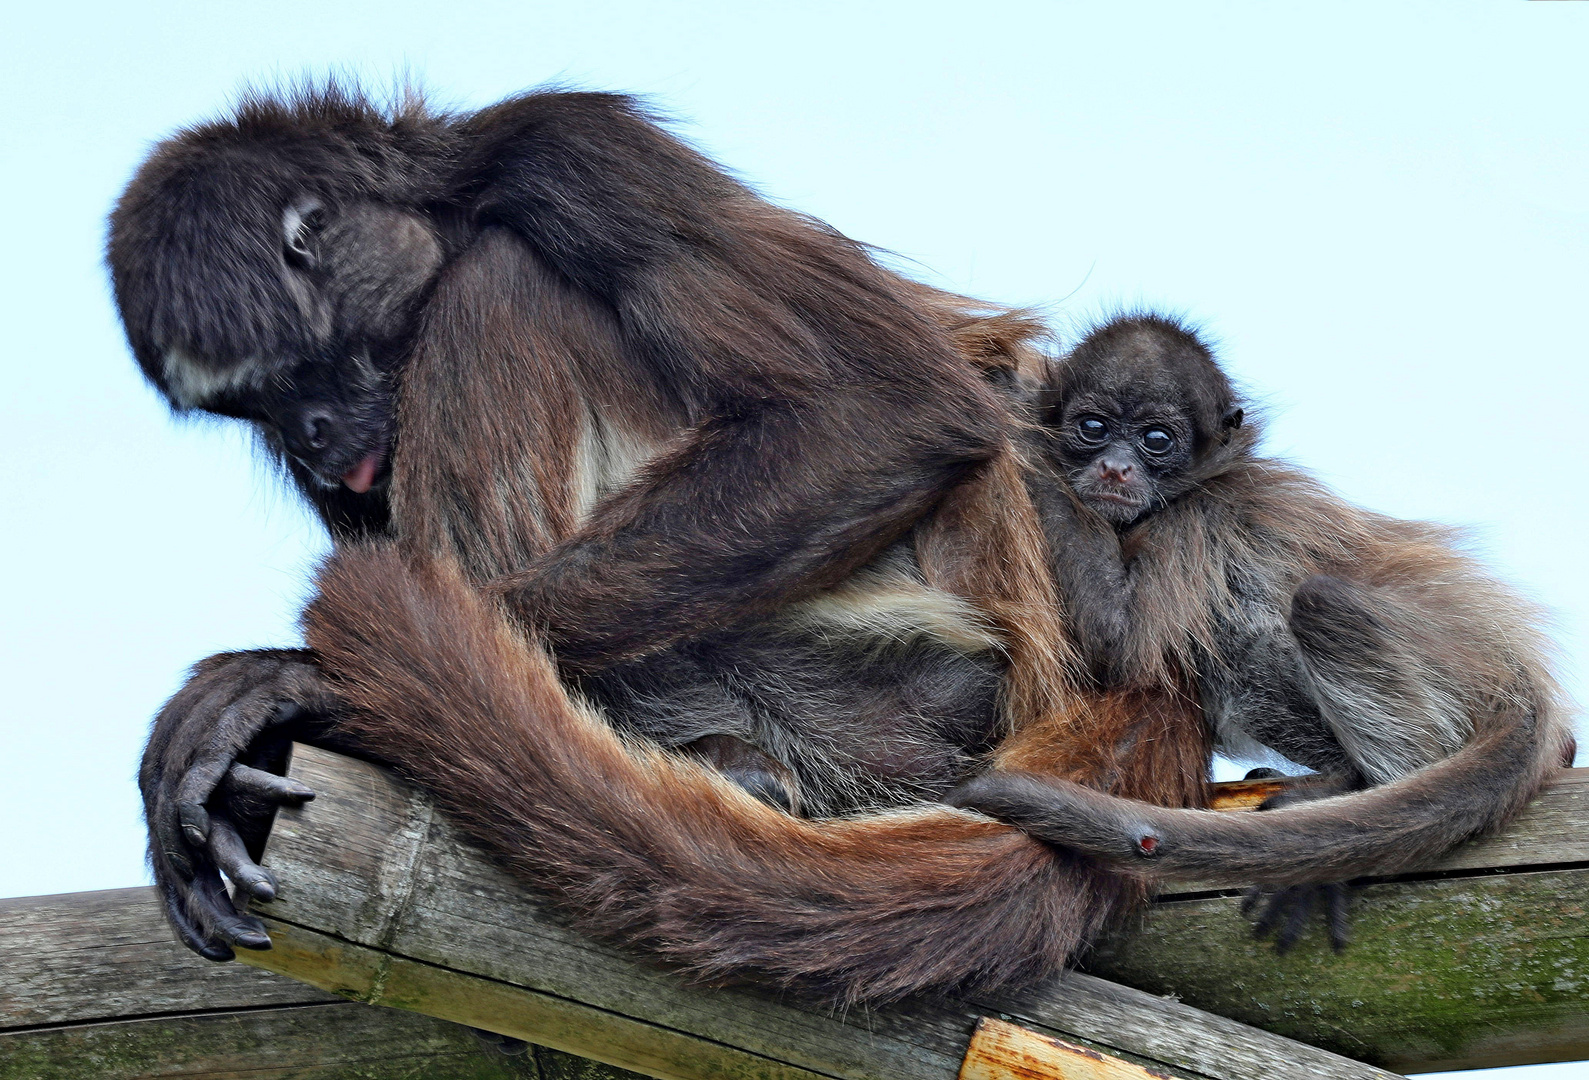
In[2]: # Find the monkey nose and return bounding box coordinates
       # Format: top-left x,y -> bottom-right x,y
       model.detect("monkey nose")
300,408 -> 336,452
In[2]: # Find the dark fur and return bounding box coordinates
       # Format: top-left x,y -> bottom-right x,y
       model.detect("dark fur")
114,85 -> 1146,998
950,315 -> 1574,891
116,88 -> 1560,1002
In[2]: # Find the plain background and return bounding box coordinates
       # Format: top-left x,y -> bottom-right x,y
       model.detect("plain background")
2,4 -> 1584,1076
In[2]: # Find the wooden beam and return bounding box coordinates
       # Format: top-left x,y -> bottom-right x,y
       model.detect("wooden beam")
232,744 -> 1398,1080
1082,770 -> 1589,1073
960,1018 -> 1181,1080
0,887 -> 619,1079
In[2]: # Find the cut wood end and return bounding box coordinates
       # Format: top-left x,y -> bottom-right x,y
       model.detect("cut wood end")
1208,777 -> 1293,812
958,1017 -> 1182,1080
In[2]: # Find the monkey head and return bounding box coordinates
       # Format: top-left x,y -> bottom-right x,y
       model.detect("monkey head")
107,88 -> 450,505
1040,314 -> 1250,525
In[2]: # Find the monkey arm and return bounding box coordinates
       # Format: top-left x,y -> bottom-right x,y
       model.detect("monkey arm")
1024,464 -> 1130,680
435,97 -> 1015,670
497,397 -> 1001,673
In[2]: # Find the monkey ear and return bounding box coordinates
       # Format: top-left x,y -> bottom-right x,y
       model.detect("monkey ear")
1220,406 -> 1244,431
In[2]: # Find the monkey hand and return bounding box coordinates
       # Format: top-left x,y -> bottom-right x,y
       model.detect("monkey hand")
140,649 -> 333,960
1238,774 -> 1361,954
1240,881 -> 1356,954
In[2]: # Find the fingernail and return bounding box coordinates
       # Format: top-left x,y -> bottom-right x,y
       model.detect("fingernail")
234,931 -> 271,949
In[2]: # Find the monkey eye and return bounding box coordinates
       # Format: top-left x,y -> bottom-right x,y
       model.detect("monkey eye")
1141,429 -> 1174,454
282,201 -> 326,271
1077,417 -> 1109,443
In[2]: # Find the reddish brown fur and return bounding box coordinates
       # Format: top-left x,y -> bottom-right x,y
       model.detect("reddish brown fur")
307,547 -> 1135,1002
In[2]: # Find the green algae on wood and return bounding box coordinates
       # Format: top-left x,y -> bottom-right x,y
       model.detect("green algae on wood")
1084,869 -> 1589,1073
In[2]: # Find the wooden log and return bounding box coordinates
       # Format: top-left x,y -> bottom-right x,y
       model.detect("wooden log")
233,744 -> 1399,1080
0,887 -> 628,1079
1082,770 -> 1589,1073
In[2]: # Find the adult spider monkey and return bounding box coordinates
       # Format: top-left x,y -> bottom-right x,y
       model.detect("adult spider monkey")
950,314 -> 1574,947
113,87 -> 1567,1003
115,84 -> 1141,1002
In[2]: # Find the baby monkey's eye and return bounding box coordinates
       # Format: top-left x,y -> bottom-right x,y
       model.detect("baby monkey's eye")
1077,417 -> 1109,442
1141,429 -> 1174,454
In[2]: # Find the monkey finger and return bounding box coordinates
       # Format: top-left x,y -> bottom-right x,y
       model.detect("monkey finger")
177,801 -> 211,847
150,803 -> 202,882
1325,883 -> 1351,952
1251,886 -> 1297,939
208,815 -> 278,902
173,694 -> 300,813
218,763 -> 315,806
161,884 -> 235,962
1273,888 -> 1316,954
188,871 -> 271,950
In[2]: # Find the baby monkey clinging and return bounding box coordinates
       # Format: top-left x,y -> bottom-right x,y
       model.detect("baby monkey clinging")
953,313 -> 1573,951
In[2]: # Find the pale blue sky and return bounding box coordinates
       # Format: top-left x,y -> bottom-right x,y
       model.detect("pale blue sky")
2,4 -> 1585,1075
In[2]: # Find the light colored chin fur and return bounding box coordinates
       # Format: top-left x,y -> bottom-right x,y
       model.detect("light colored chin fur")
161,348 -> 274,410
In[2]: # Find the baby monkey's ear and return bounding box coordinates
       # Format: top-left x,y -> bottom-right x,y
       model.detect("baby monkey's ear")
1220,406 -> 1245,431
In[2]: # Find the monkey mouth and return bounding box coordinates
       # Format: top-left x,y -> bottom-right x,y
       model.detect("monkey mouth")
342,452 -> 385,494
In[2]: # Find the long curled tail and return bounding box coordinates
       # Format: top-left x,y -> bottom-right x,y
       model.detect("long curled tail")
304,543 -> 1132,1005
947,705 -> 1573,887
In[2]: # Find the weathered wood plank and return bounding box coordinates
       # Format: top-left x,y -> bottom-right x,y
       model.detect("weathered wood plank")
0,888 -> 333,1028
238,744 -> 1397,1080
0,1002 -> 538,1080
0,887 -> 626,1080
959,1018 -> 1172,1080
1084,868 -> 1589,1073
1076,772 -> 1589,1071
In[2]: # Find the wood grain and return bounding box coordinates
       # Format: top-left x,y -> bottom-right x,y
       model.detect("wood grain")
0,887 -> 613,1080
959,1018 -> 1179,1080
233,744 -> 1398,1080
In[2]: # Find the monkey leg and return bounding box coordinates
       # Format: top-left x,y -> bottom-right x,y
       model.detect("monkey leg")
583,623 -> 1003,819
1289,574 -> 1468,785
989,686 -> 1213,808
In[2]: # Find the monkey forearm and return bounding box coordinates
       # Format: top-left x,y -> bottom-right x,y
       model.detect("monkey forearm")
1025,471 -> 1130,674
496,404 -> 1000,671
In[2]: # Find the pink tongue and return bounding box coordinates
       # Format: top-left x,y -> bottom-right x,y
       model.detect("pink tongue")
342,453 -> 381,494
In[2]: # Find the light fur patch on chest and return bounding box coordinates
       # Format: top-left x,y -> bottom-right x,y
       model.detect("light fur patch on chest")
570,406 -> 666,523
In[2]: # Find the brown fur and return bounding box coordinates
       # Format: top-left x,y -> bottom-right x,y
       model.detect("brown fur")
308,547 -> 1135,1002
116,86 -> 1202,996
950,316 -> 1573,888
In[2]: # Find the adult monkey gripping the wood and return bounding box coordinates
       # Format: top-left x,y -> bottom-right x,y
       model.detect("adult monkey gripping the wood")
113,84 -> 1573,1006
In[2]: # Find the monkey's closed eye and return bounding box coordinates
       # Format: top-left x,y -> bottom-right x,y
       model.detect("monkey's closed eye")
1141,429 -> 1174,455
1077,417 -> 1109,443
281,200 -> 326,271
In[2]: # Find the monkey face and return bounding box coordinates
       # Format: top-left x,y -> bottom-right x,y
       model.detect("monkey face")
201,348 -> 394,494
1054,398 -> 1193,524
109,119 -> 449,499
1039,315 -> 1249,526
